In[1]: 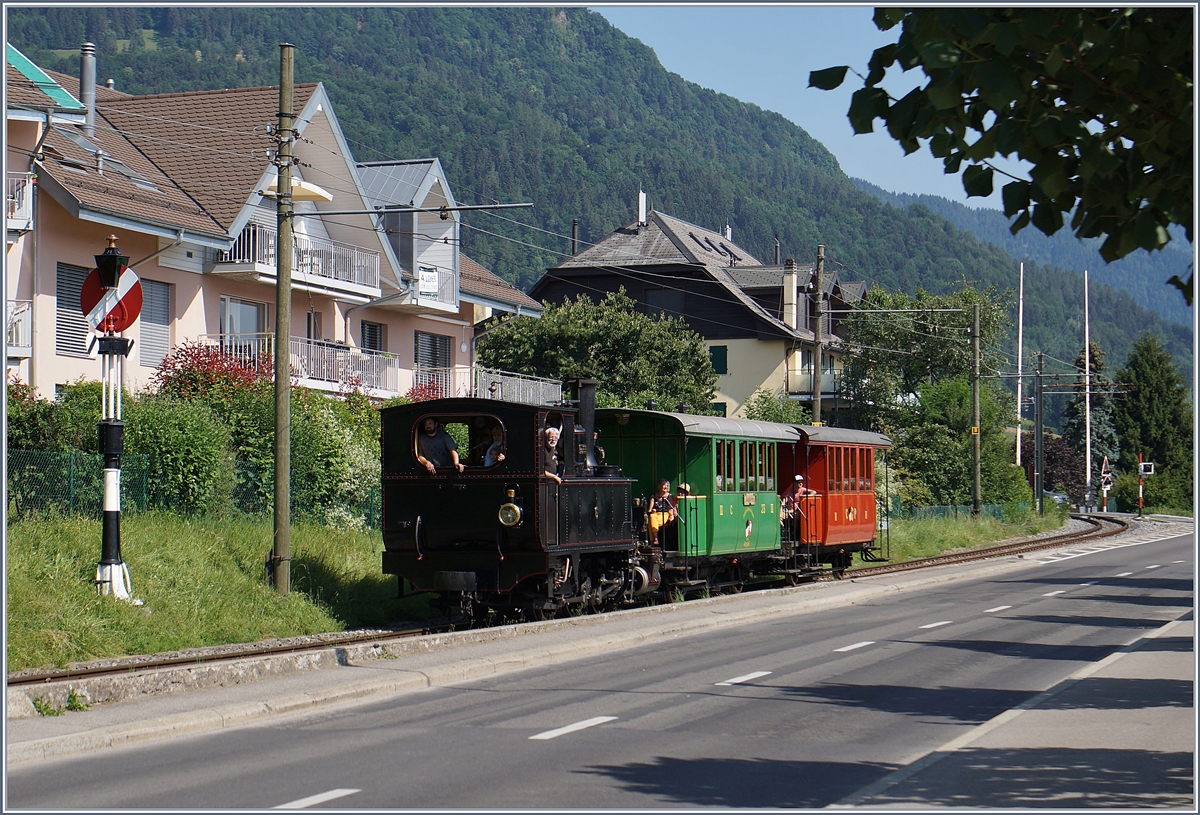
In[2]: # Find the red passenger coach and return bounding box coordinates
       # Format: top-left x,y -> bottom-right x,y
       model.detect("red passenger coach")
781,426 -> 891,563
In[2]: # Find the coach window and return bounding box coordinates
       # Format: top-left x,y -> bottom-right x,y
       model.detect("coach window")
766,443 -> 776,491
865,450 -> 874,490
715,440 -> 726,491
737,441 -> 748,491
724,439 -> 736,492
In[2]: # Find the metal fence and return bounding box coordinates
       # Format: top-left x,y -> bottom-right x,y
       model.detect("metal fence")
7,450 -> 148,518
7,450 -> 382,529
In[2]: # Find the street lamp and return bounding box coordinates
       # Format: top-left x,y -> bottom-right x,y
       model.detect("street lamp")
94,234 -> 129,290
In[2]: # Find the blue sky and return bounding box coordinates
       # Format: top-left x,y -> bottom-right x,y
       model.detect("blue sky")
595,5 -> 1010,210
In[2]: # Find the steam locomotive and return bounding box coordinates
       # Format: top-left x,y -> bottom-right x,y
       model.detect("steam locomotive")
380,381 -> 890,619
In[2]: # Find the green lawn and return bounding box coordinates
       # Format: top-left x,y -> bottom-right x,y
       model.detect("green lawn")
7,507 -> 1068,672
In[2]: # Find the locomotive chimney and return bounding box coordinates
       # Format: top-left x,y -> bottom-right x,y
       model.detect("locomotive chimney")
567,378 -> 599,470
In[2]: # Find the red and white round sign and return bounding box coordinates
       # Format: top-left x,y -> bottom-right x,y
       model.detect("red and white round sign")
80,266 -> 142,333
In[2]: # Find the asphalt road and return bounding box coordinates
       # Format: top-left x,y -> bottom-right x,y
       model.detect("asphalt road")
7,532 -> 1193,809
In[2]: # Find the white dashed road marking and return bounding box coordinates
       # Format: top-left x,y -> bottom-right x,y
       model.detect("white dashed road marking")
529,716 -> 618,741
1043,590 -> 1066,596
275,789 -> 360,809
1116,572 -> 1133,577
1146,564 -> 1161,569
716,671 -> 772,686
919,621 -> 953,629
834,641 -> 875,653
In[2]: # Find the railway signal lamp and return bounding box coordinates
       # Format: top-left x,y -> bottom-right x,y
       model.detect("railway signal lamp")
1138,462 -> 1155,476
94,234 -> 129,290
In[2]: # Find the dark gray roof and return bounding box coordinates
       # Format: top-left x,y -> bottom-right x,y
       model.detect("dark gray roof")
728,264 -> 815,290
553,210 -> 763,270
357,159 -> 449,210
599,409 -> 801,442
799,426 -> 891,448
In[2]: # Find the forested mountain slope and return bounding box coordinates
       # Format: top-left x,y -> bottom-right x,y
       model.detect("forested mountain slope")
853,180 -> 1193,329
8,6 -> 1191,377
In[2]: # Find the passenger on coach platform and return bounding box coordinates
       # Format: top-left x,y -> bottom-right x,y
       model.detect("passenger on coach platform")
648,478 -> 678,546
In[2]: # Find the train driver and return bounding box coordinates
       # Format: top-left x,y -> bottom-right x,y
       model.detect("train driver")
483,425 -> 506,467
416,417 -> 464,475
543,426 -> 563,484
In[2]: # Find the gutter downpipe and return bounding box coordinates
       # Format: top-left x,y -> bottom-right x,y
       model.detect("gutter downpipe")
28,110 -> 52,392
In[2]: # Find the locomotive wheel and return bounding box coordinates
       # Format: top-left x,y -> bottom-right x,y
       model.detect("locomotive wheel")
785,571 -> 801,587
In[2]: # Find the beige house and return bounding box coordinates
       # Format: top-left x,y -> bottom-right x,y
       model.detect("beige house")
6,44 -> 543,402
530,205 -> 864,418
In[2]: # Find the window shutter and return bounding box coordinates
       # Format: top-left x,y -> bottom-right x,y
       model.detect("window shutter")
414,331 -> 451,368
139,279 -> 171,368
361,321 -> 384,352
55,263 -> 91,356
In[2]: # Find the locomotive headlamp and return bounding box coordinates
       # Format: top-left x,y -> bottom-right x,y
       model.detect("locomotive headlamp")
498,502 -> 523,527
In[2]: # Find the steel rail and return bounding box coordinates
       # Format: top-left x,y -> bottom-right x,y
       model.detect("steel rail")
7,515 -> 1131,687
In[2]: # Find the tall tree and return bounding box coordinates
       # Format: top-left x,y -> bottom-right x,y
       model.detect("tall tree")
475,290 -> 717,412
1112,333 -> 1193,476
810,8 -> 1195,302
1060,341 -> 1119,487
839,282 -> 1012,432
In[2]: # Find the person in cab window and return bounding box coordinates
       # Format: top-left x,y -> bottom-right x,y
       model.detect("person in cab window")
484,425 -> 506,467
543,426 -> 563,484
416,417 -> 464,474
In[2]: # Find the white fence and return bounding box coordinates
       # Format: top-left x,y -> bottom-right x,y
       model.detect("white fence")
218,223 -> 380,289
197,334 -> 561,404
7,173 -> 33,231
7,300 -> 32,356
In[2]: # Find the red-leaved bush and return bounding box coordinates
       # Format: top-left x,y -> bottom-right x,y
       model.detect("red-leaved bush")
150,340 -> 272,400
404,380 -> 443,402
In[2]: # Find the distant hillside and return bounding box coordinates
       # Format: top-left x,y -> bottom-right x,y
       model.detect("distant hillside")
8,6 -> 1191,381
853,179 -> 1193,328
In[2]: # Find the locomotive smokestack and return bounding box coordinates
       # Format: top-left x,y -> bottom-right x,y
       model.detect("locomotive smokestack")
567,379 -> 599,469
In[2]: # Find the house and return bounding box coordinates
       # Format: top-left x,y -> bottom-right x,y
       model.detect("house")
6,44 -> 545,403
529,201 -> 864,418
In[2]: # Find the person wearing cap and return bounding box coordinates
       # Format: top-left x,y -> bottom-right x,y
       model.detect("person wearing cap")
543,426 -> 563,484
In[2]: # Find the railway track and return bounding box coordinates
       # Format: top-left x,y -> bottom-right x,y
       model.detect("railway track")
6,513 -> 1133,689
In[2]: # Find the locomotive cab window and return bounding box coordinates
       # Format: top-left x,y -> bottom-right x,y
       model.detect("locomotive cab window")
413,413 -> 506,471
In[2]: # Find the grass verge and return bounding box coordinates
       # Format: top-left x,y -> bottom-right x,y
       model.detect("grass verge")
8,506 -> 1069,672
6,512 -> 437,673
879,506 -> 1068,563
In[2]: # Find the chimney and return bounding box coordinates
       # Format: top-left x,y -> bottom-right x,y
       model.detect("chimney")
774,235 -> 781,266
567,379 -> 599,470
105,79 -> 115,90
572,218 -> 579,255
80,42 -> 97,138
725,224 -> 732,241
638,190 -> 647,225
782,258 -> 797,330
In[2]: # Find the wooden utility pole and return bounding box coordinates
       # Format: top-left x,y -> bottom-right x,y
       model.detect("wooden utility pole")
272,43 -> 294,594
971,302 -> 981,517
812,244 -> 824,426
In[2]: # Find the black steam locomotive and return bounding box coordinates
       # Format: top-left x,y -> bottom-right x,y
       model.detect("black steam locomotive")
380,381 -> 890,619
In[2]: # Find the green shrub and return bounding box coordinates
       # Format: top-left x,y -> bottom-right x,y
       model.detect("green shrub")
125,395 -> 234,515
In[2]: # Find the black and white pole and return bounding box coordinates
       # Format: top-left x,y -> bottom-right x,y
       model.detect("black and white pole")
95,333 -> 134,600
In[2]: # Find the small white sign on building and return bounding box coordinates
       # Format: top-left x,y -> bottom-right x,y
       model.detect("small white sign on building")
418,266 -> 440,297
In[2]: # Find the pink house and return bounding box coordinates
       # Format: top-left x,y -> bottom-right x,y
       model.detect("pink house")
6,44 -> 546,402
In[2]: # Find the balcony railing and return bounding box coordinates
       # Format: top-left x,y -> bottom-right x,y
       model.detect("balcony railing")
7,300 -> 32,357
196,334 -> 561,405
217,223 -> 380,289
7,173 -> 34,232
787,371 -> 841,397
414,263 -> 458,308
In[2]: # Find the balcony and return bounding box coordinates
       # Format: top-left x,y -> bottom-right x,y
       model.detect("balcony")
7,300 -> 32,358
197,334 -> 561,405
411,263 -> 459,312
787,371 -> 841,398
214,223 -> 381,299
7,173 -> 34,234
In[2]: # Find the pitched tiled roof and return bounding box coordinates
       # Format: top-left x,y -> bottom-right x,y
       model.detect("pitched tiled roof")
460,254 -> 541,312
35,114 -> 225,238
43,67 -> 134,102
728,264 -> 815,290
98,84 -> 319,229
553,210 -> 763,270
